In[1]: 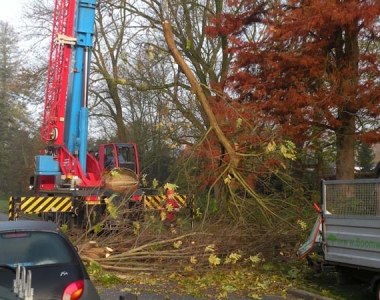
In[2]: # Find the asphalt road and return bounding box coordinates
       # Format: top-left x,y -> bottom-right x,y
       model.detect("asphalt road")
0,211 -> 8,221
97,287 -> 301,300
97,285 -> 330,300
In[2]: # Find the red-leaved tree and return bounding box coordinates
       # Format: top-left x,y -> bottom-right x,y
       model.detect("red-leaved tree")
207,0 -> 380,180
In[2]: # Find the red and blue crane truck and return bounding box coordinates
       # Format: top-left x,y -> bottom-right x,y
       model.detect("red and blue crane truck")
9,0 -> 140,227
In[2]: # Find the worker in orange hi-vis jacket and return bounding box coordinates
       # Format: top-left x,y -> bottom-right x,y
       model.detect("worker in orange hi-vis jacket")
160,188 -> 180,232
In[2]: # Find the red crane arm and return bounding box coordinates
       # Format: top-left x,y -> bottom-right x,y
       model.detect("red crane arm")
41,0 -> 76,145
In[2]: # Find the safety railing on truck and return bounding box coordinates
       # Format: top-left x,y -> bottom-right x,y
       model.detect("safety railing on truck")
322,178 -> 380,216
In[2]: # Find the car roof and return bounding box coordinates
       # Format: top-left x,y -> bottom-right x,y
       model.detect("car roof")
0,220 -> 60,233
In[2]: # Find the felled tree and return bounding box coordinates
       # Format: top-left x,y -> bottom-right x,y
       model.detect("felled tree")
208,0 -> 380,180
163,20 -> 300,225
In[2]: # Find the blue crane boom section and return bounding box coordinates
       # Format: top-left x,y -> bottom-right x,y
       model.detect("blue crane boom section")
64,0 -> 96,174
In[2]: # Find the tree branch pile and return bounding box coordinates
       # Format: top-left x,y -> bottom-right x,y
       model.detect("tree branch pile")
75,220 -> 301,273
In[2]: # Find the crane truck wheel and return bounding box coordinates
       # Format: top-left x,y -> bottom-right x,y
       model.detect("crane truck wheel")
103,168 -> 139,194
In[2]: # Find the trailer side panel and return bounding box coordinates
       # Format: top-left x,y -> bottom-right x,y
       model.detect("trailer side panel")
324,214 -> 380,269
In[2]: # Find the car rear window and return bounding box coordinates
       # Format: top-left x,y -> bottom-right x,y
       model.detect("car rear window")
0,231 -> 75,267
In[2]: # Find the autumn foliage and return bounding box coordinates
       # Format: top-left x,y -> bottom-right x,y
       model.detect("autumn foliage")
205,0 -> 380,180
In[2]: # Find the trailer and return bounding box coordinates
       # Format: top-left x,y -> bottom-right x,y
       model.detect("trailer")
298,179 -> 380,300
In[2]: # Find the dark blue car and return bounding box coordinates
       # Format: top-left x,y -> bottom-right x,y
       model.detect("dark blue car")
0,220 -> 100,300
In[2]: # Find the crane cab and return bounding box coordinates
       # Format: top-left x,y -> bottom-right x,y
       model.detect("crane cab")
32,142 -> 139,194
98,143 -> 139,175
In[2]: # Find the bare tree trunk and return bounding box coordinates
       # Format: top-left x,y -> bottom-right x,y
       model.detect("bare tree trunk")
336,113 -> 356,180
334,27 -> 359,180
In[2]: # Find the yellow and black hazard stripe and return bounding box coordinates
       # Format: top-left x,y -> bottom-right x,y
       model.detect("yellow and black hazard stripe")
8,196 -> 72,220
144,194 -> 188,210
143,195 -> 164,210
8,197 -> 19,220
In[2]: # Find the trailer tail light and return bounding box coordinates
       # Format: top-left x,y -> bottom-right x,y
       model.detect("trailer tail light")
62,280 -> 84,300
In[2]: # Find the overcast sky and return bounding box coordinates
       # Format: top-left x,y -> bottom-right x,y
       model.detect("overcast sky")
0,0 -> 23,26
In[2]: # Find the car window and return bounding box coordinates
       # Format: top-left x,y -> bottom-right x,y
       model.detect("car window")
0,232 -> 76,267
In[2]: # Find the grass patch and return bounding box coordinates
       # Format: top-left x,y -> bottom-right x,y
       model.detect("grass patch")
0,198 -> 8,212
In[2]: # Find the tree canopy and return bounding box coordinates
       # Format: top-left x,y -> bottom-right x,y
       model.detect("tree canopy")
0,21 -> 39,195
207,0 -> 380,180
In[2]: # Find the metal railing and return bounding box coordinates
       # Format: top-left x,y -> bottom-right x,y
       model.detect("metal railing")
322,179 -> 380,216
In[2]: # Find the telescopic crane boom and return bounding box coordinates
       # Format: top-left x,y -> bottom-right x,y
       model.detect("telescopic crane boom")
11,0 -> 141,226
